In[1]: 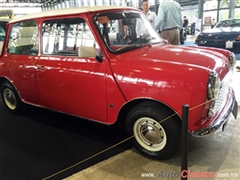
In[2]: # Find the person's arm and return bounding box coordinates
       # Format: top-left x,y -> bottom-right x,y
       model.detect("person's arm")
154,5 -> 164,30
123,25 -> 128,39
179,9 -> 183,29
152,12 -> 157,26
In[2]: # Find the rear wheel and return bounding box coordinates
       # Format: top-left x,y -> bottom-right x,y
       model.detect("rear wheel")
0,82 -> 24,114
125,102 -> 181,160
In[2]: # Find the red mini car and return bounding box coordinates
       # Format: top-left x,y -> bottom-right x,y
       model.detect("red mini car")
0,6 -> 238,160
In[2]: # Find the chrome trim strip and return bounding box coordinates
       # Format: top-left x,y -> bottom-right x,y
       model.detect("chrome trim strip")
192,87 -> 238,137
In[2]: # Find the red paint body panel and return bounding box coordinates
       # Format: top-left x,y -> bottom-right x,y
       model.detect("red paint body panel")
36,56 -> 108,122
1,54 -> 40,103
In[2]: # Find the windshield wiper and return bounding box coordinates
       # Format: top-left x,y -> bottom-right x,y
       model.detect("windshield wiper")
116,44 -> 142,53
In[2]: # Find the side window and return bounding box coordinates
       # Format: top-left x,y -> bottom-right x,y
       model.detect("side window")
42,18 -> 98,56
7,20 -> 38,55
0,26 -> 6,41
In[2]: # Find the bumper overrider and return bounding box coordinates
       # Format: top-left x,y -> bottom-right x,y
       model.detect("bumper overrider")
192,87 -> 238,137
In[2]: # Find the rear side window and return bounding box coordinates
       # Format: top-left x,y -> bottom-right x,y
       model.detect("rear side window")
7,20 -> 38,55
0,26 -> 6,41
0,21 -> 8,41
42,18 -> 96,56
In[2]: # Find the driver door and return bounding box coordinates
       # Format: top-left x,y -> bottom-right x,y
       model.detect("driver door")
36,17 -> 107,122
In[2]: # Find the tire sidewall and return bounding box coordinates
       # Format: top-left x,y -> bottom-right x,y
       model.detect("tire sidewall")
126,105 -> 181,160
0,82 -> 23,114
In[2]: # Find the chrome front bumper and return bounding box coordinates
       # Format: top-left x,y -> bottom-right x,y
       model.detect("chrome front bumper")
192,87 -> 238,137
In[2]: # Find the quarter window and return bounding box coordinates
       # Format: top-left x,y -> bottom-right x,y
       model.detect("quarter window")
7,20 -> 38,55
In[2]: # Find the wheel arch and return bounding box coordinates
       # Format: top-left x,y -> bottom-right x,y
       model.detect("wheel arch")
0,77 -> 23,103
0,77 -> 12,89
0,77 -> 18,93
0,77 -> 25,114
114,98 -> 182,128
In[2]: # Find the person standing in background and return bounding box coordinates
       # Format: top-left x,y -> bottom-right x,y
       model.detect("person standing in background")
154,0 -> 182,45
141,0 -> 157,25
114,20 -> 128,44
180,15 -> 188,44
183,16 -> 189,28
136,0 -> 157,38
113,0 -> 128,44
211,18 -> 216,28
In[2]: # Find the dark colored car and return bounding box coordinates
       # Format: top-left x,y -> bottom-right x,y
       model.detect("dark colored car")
195,18 -> 240,50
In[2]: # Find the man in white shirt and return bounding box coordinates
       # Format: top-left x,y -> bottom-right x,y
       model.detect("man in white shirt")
136,0 -> 157,38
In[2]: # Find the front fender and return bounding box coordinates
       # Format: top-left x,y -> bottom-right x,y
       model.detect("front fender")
113,61 -> 210,131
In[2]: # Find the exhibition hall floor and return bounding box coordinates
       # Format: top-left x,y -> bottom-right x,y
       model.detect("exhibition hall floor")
0,36 -> 239,180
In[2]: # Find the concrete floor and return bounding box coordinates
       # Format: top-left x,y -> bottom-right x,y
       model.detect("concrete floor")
62,63 -> 240,179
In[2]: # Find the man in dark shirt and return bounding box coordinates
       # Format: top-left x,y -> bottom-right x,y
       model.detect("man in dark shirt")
180,16 -> 188,44
183,16 -> 189,28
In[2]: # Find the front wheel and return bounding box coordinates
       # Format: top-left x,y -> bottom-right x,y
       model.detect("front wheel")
0,82 -> 24,114
125,102 -> 181,160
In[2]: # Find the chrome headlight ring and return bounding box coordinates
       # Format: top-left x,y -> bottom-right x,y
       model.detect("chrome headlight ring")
207,71 -> 220,100
229,52 -> 236,69
207,71 -> 221,117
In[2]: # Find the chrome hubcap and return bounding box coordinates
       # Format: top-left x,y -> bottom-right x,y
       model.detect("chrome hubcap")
141,123 -> 164,144
133,117 -> 167,152
3,88 -> 17,110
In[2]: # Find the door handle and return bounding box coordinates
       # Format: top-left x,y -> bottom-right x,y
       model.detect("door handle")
36,65 -> 46,71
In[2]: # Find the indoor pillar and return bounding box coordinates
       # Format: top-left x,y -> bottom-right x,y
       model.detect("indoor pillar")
198,0 -> 204,31
229,0 -> 235,18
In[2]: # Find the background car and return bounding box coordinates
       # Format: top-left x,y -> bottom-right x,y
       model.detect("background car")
195,18 -> 240,50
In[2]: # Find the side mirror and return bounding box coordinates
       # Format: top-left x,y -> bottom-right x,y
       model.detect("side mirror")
78,46 -> 97,58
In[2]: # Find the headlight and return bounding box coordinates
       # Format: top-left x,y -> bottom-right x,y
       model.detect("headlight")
207,71 -> 220,100
229,52 -> 236,68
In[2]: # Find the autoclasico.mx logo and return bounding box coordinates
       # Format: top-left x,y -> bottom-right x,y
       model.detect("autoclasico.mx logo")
140,170 -> 239,178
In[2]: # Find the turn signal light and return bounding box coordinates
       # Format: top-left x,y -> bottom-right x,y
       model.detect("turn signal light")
236,35 -> 240,41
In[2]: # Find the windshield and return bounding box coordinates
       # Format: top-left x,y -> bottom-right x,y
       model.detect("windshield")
215,19 -> 240,28
94,11 -> 163,53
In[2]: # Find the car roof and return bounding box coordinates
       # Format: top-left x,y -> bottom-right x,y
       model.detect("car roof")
220,18 -> 240,22
9,6 -> 136,23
